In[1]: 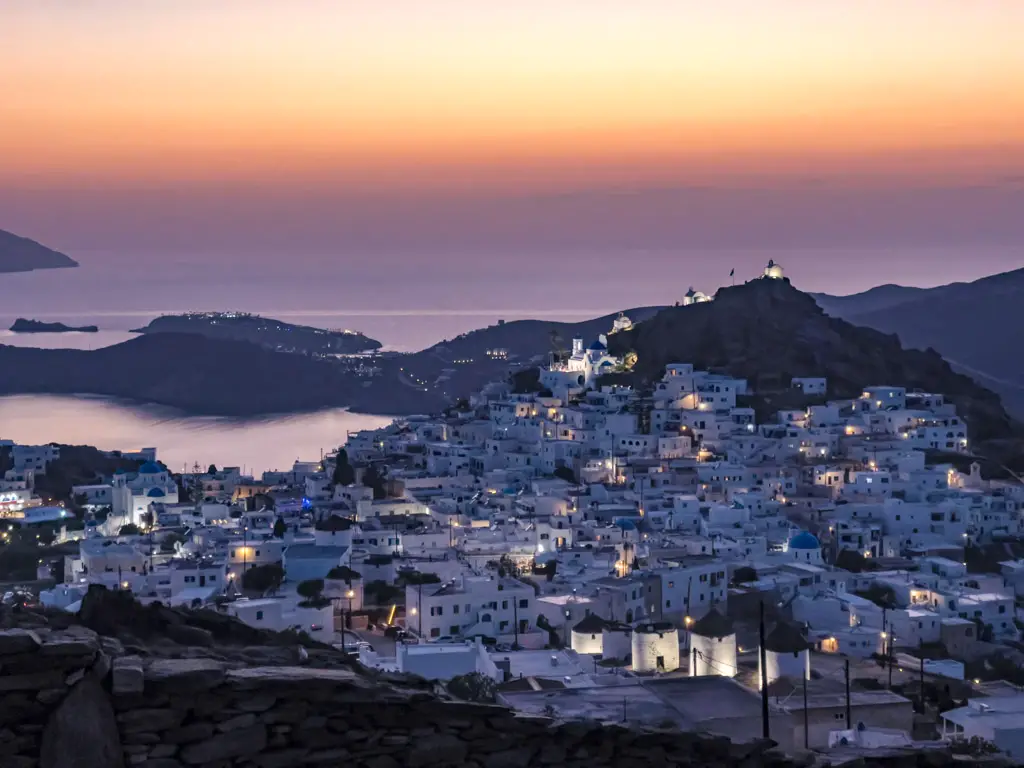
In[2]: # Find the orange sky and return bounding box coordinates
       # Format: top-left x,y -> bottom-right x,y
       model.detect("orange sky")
3,0 -> 1024,192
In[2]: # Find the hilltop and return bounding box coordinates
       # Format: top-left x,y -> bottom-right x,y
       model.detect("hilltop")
0,228 -> 78,273
605,277 -> 1020,454
132,312 -> 381,355
814,268 -> 1024,418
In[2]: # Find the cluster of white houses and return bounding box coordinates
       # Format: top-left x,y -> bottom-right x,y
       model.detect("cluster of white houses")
8,305 -> 1024,755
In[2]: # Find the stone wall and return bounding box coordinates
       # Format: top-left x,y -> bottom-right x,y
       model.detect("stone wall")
0,625 -> 1009,768
0,626 -> 117,768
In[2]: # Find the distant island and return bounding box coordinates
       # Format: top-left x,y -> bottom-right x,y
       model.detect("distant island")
10,318 -> 98,334
131,312 -> 382,356
0,229 -> 78,274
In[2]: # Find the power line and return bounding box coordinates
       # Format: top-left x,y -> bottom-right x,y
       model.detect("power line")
693,648 -> 738,677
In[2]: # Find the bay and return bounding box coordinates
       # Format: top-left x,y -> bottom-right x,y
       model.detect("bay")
0,395 -> 393,475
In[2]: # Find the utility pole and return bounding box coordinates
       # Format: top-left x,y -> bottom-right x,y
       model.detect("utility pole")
888,630 -> 895,690
802,667 -> 809,749
513,596 -> 520,649
844,658 -> 852,725
919,650 -> 926,713
759,600 -> 770,740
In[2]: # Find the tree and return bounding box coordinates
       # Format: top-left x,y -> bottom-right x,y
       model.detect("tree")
118,523 -> 142,536
835,548 -> 870,573
327,565 -> 361,583
297,579 -> 325,600
535,560 -> 557,581
731,566 -> 758,584
497,554 -> 518,578
363,580 -> 402,606
553,465 -> 576,484
332,449 -> 356,487
207,464 -> 218,475
241,563 -> 284,593
447,673 -> 496,703
160,532 -> 186,553
297,579 -> 330,608
272,517 -> 287,538
856,583 -> 898,609
37,527 -> 56,546
398,570 -> 441,587
362,464 -> 387,500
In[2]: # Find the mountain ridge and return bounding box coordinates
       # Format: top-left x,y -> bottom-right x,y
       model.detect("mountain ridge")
0,229 -> 78,273
814,267 -> 1024,417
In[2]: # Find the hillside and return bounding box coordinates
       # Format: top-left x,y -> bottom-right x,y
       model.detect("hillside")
815,268 -> 1024,417
811,284 -> 927,316
0,229 -> 78,273
606,277 -> 1018,449
377,306 -> 665,405
132,312 -> 381,355
0,308 -> 664,417
0,333 -> 436,417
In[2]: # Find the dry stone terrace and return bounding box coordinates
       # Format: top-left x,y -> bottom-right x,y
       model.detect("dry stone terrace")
0,595 -> 1013,768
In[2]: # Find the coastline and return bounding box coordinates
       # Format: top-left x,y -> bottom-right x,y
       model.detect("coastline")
0,391 -> 410,422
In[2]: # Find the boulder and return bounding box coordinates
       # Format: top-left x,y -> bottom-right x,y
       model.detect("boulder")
116,708 -> 186,734
112,656 -> 145,695
145,658 -> 226,692
163,625 -> 213,648
0,629 -> 41,656
40,674 -> 124,768
0,671 -> 66,692
179,723 -> 267,765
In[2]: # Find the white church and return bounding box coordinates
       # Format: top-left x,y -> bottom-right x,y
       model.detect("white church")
541,335 -> 621,394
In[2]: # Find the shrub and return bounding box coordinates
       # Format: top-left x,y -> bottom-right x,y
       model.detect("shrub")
447,673 -> 496,703
241,563 -> 284,593
297,579 -> 325,600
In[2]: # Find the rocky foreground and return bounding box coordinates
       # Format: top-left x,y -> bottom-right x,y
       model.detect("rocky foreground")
0,588 -> 1010,768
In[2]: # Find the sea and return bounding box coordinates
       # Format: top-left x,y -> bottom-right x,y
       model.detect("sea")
0,258 -> 645,473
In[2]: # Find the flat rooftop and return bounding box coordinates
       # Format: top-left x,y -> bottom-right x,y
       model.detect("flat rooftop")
499,675 -> 777,728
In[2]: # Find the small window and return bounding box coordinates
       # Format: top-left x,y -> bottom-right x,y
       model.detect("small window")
255,610 -> 264,621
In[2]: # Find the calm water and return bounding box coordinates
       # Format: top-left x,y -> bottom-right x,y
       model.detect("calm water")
0,395 -> 393,475
0,260 -> 637,353
0,261 -> 631,469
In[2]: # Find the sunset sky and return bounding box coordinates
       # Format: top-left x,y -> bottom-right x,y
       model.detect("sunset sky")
2,0 -> 1023,288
